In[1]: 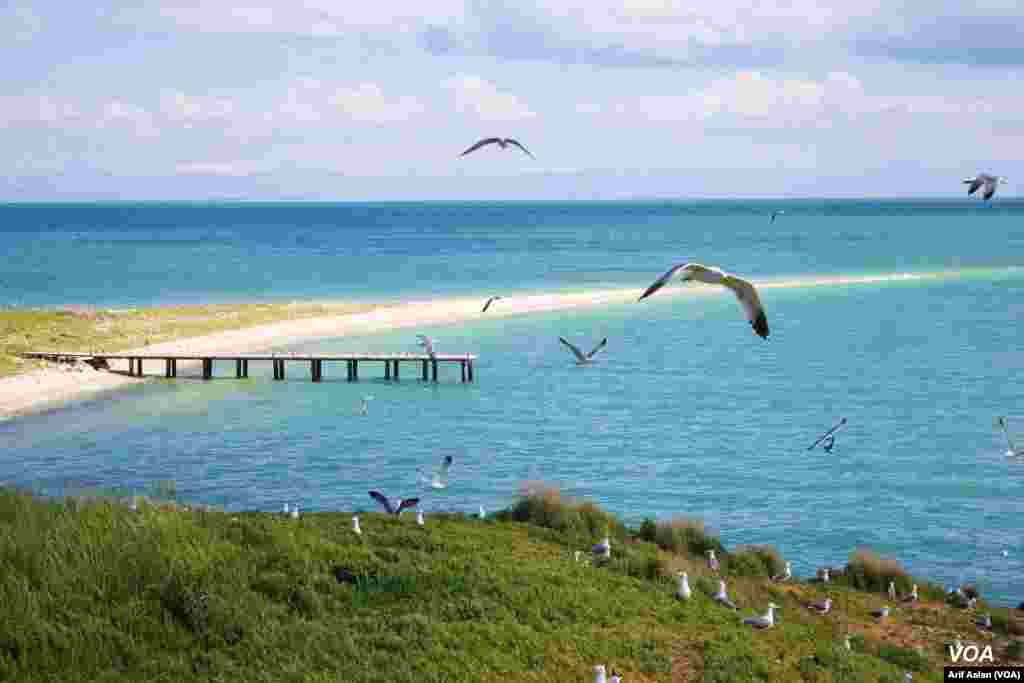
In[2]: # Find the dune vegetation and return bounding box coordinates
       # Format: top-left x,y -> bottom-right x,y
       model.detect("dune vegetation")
0,484 -> 1019,682
0,303 -> 377,378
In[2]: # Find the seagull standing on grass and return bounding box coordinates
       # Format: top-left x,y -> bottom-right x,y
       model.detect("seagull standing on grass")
368,491 -> 420,515
676,571 -> 692,600
903,584 -> 918,602
460,137 -> 535,159
559,337 -> 607,365
888,581 -> 897,601
707,549 -> 720,571
871,605 -> 890,622
290,505 -> 300,519
714,580 -> 738,610
638,262 -> 770,339
593,536 -> 611,562
844,635 -> 852,651
608,673 -> 622,683
592,664 -> 608,683
809,597 -> 832,615
481,296 -> 503,312
352,515 -> 362,535
977,613 -> 993,631
416,510 -> 425,526
772,561 -> 792,582
964,173 -> 1007,201
283,503 -> 290,516
743,603 -> 780,629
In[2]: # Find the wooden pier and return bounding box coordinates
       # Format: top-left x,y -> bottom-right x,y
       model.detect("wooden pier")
21,352 -> 477,383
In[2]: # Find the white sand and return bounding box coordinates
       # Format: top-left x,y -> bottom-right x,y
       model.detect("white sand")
0,269 -> 964,421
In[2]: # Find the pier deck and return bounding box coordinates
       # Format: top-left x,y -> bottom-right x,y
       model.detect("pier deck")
21,352 -> 477,383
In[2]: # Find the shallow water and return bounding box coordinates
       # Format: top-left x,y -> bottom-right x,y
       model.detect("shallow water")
1,200 -> 1023,602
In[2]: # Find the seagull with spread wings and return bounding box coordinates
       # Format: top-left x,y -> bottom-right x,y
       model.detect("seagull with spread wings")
368,491 -> 420,515
559,337 -> 607,365
963,173 -> 1007,201
638,262 -> 769,339
482,296 -> 503,312
460,137 -> 535,159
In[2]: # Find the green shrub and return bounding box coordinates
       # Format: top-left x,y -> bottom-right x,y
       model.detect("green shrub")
877,643 -> 927,671
729,545 -> 785,578
503,483 -> 622,541
638,518 -> 657,543
845,549 -> 913,594
653,517 -> 724,557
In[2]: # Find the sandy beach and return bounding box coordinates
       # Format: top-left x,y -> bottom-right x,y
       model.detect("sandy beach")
0,268 -> 975,421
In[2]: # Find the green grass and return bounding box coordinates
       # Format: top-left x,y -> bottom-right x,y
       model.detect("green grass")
0,303 -> 378,378
0,486 -> 1013,682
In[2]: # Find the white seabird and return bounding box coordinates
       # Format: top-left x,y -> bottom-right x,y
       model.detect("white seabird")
482,296 -> 503,312
772,561 -> 792,582
460,137 -> 535,159
592,664 -> 607,683
871,605 -> 890,621
808,418 -> 847,451
608,673 -> 622,683
714,580 -> 737,610
904,673 -> 913,683
592,536 -> 611,562
707,549 -> 720,571
676,571 -> 692,600
996,416 -> 1023,456
416,334 -> 438,360
810,597 -> 832,615
559,336 -> 607,365
888,581 -> 897,601
743,603 -> 780,629
416,510 -> 425,526
360,395 -> 373,416
418,455 -> 454,489
976,613 -> 992,631
352,515 -> 362,535
368,491 -> 420,515
638,262 -> 769,339
903,584 -> 918,602
574,550 -> 582,562
844,634 -> 852,651
290,505 -> 300,519
283,503 -> 290,516
964,173 -> 1007,201
770,210 -> 784,224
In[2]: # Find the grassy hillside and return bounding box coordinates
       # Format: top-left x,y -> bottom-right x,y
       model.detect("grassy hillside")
0,302 -> 377,377
0,486 -> 1019,682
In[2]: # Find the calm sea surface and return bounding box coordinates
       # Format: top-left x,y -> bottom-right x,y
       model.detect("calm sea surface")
1,200 -> 1023,602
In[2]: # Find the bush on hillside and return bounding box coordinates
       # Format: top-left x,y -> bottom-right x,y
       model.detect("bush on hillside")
845,548 -> 913,594
729,545 -> 786,578
502,482 -> 622,540
652,517 -> 724,558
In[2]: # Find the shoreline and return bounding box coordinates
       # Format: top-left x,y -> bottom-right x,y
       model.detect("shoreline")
0,266 -> 1016,421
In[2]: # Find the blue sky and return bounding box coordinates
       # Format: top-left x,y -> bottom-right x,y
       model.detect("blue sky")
1,1 -> 1021,199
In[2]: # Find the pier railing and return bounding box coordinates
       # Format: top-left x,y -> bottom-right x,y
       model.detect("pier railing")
20,352 -> 477,383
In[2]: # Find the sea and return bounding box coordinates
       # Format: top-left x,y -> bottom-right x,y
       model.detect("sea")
1,199 -> 1022,603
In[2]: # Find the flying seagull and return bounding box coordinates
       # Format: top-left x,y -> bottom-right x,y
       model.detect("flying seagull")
482,296 -> 503,313
770,210 -> 785,223
419,454 -> 454,489
460,137 -> 535,159
996,416 -> 1023,456
638,263 -> 769,339
808,418 -> 847,451
559,337 -> 607,365
743,603 -> 780,629
368,491 -> 420,515
416,334 -> 437,360
964,173 -> 1007,201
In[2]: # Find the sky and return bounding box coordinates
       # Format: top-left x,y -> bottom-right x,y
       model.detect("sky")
1,1 -> 1021,200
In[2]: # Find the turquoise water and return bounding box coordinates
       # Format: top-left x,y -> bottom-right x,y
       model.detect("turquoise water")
1,200 -> 1023,603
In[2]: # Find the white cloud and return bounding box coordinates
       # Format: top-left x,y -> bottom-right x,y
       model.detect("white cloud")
175,160 -> 268,176
443,75 -> 535,121
5,6 -> 43,42
329,83 -> 425,123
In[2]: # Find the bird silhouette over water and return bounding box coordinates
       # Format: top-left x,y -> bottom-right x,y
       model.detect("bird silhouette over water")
460,137 -> 535,159
368,491 -> 420,515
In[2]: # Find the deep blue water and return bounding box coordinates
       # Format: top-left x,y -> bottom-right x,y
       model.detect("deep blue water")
1,200 -> 1023,603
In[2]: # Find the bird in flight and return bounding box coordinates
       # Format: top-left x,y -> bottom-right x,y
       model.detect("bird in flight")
808,418 -> 847,451
482,296 -> 503,312
638,262 -> 769,339
770,210 -> 785,223
368,491 -> 420,515
460,138 -> 535,159
963,173 -> 1007,201
559,337 -> 607,365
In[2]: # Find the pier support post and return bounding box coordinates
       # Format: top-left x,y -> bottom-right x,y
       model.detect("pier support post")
128,358 -> 135,375
346,360 -> 352,381
467,360 -> 474,382
236,359 -> 243,379
352,360 -> 358,381
461,360 -> 467,383
136,358 -> 144,377
203,359 -> 212,380
276,360 -> 285,380
241,359 -> 248,378
385,360 -> 391,380
171,359 -> 177,377
165,359 -> 172,378
312,360 -> 322,382
393,360 -> 399,381
421,360 -> 428,381
432,359 -> 438,383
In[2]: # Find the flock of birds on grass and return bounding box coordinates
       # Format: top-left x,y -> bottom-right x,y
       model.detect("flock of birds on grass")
323,141 -> 1013,680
